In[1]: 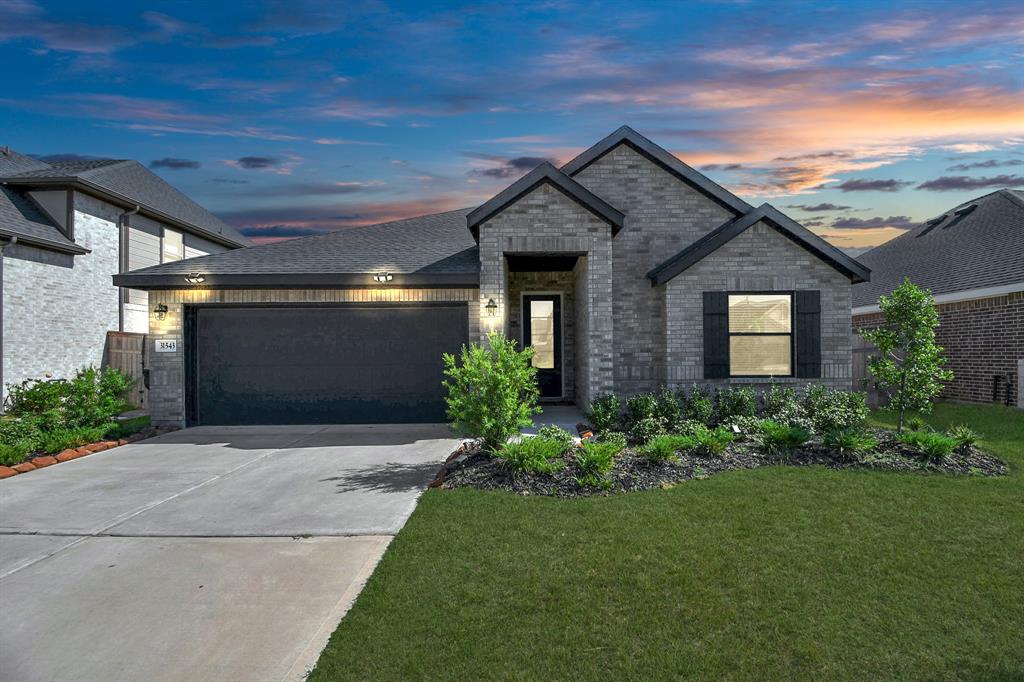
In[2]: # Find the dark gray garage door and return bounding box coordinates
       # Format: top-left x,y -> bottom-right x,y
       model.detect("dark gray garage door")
186,304 -> 468,425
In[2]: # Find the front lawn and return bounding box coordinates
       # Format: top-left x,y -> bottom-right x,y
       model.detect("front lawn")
311,402 -> 1023,681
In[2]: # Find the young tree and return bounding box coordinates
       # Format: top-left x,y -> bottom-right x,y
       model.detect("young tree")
442,332 -> 540,452
859,278 -> 953,432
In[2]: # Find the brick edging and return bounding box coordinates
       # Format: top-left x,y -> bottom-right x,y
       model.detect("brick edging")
0,426 -> 180,480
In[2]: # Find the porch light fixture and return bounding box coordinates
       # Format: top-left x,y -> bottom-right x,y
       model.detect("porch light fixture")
153,303 -> 168,321
485,298 -> 498,316
184,272 -> 205,284
374,271 -> 394,283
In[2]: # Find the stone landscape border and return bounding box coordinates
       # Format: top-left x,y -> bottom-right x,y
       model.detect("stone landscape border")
0,425 -> 180,479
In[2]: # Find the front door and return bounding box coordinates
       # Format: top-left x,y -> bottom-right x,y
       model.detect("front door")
522,295 -> 562,399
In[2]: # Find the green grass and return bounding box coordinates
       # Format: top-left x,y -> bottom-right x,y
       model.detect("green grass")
311,403 -> 1024,681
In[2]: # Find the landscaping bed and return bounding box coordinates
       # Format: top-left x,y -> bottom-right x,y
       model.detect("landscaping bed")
439,427 -> 1007,497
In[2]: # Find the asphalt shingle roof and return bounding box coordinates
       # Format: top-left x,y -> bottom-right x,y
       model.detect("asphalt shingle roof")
114,208 -> 479,286
852,189 -> 1024,307
0,185 -> 85,253
0,150 -> 250,248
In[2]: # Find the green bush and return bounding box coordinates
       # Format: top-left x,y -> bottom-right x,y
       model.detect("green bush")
628,416 -> 667,445
625,393 -> 660,425
0,416 -> 43,451
104,416 -> 151,441
715,386 -> 757,423
947,424 -> 979,451
535,425 -> 575,448
37,424 -> 110,454
0,441 -> 33,467
497,436 -> 566,474
586,394 -> 621,433
573,440 -> 622,487
757,420 -> 811,458
5,367 -> 136,430
906,415 -> 927,431
691,424 -> 736,458
443,332 -> 540,452
682,385 -> 715,425
822,427 -> 878,461
654,387 -> 684,431
731,415 -> 766,437
762,384 -> 809,428
638,434 -> 694,463
802,384 -> 868,433
673,419 -> 705,437
595,431 -> 627,449
899,430 -> 956,462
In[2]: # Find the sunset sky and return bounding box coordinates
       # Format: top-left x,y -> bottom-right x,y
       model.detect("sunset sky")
2,0 -> 1022,252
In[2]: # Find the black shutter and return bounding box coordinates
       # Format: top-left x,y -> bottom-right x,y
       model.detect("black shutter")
795,290 -> 821,378
703,291 -> 729,379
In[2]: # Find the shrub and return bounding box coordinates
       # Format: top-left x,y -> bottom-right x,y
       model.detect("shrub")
535,424 -> 575,448
0,416 -> 43,450
586,394 -> 622,433
682,384 -> 715,425
638,434 -> 694,463
0,441 -> 33,467
757,420 -> 811,458
691,424 -> 736,458
673,419 -> 705,436
443,332 -> 540,452
947,424 -> 979,451
497,436 -> 566,474
104,416 -> 151,441
822,427 -> 878,461
4,378 -> 65,421
715,386 -> 757,423
762,384 -> 809,427
628,416 -> 666,445
37,424 -> 110,454
802,384 -> 868,433
906,415 -> 927,431
653,386 -> 684,431
595,431 -> 627,449
731,415 -> 765,438
573,440 -> 622,487
625,392 -> 660,426
5,367 -> 136,430
899,430 -> 956,462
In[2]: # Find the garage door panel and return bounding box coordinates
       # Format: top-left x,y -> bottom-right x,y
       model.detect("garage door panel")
191,305 -> 467,425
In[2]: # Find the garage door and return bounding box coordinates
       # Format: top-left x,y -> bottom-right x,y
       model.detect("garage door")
185,304 -> 468,425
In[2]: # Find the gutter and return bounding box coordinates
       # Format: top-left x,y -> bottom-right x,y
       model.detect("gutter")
852,281 -> 1024,315
1,176 -> 249,250
112,271 -> 481,290
0,227 -> 89,255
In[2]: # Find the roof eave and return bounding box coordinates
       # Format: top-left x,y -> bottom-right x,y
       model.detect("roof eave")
0,228 -> 90,255
2,176 -> 250,249
112,271 -> 481,290
466,163 -> 624,241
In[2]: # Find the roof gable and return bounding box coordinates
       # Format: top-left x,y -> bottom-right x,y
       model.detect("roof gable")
647,203 -> 870,285
466,162 -> 624,241
561,125 -> 752,216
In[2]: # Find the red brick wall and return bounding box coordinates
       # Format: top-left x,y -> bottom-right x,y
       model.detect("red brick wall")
854,291 -> 1023,407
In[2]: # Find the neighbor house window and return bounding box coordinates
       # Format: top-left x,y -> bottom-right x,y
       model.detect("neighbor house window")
162,228 -> 184,262
727,293 -> 792,376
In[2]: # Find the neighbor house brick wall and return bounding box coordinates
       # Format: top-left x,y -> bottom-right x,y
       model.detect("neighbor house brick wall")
665,221 -> 853,392
573,143 -> 735,394
507,270 -> 576,401
476,182 -> 614,407
854,291 -> 1023,407
2,192 -> 120,397
146,288 -> 480,426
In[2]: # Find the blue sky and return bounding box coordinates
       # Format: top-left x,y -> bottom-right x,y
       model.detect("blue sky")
2,0 -> 1022,250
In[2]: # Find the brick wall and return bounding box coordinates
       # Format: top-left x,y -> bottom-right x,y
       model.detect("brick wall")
476,182 -> 615,407
146,288 -> 480,426
854,291 -> 1023,407
507,270 -> 576,401
573,144 -> 735,394
2,193 -> 120,396
665,221 -> 853,392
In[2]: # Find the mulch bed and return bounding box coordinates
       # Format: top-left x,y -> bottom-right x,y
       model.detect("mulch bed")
435,429 -> 1008,498
0,425 -> 180,480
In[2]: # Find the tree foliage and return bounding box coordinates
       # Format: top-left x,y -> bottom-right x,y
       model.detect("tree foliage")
442,332 -> 540,452
859,279 -> 953,432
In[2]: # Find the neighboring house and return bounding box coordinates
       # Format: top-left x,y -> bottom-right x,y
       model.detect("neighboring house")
0,147 -> 250,400
115,126 -> 869,427
853,188 -> 1024,407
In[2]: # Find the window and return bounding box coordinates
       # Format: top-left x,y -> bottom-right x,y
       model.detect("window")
727,293 -> 792,376
529,299 -> 555,369
162,228 -> 183,262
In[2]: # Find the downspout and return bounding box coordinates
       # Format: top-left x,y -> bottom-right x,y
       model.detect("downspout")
0,235 -> 17,412
117,205 -> 140,332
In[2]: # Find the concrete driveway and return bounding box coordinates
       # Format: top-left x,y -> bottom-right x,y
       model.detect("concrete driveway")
0,424 -> 458,682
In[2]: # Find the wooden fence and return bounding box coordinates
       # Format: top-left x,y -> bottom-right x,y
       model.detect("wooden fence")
852,334 -> 887,408
103,331 -> 148,409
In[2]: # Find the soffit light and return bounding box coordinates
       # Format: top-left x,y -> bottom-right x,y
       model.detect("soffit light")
374,271 -> 394,283
185,272 -> 205,284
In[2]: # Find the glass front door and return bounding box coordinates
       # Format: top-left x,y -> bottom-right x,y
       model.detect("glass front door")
522,295 -> 562,399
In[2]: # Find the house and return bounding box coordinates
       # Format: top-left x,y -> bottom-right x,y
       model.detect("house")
0,147 -> 251,401
853,188 -> 1024,407
114,126 -> 869,427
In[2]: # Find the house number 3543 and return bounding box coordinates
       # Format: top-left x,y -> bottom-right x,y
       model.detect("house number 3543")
155,339 -> 178,353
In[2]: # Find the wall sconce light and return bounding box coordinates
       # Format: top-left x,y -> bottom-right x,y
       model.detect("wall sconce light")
184,272 -> 205,284
485,298 -> 498,316
154,304 -> 168,321
374,271 -> 394,283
